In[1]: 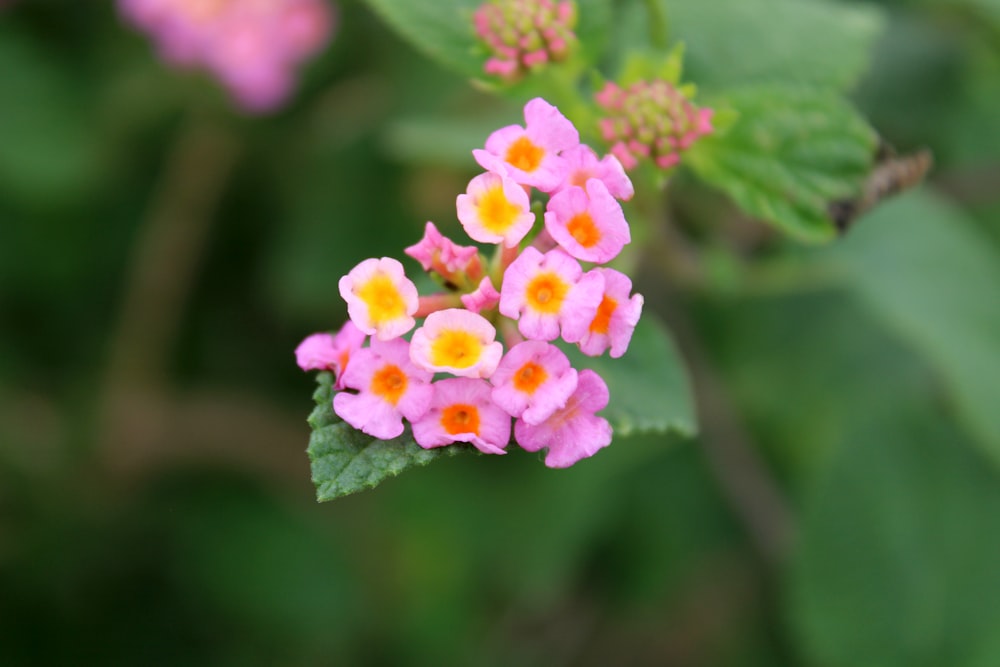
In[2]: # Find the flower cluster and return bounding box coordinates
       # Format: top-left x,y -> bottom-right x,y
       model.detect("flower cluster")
298,98 -> 643,468
119,0 -> 333,112
473,0 -> 577,80
596,79 -> 714,171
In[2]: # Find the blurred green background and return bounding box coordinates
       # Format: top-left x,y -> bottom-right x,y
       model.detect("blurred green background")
2,0 -> 999,665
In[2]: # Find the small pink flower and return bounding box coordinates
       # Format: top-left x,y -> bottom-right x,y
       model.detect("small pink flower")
553,144 -> 634,201
460,276 -> 501,314
499,247 -> 603,341
333,338 -> 433,440
515,369 -> 612,467
456,172 -> 535,247
295,321 -> 367,389
491,341 -> 578,425
411,378 -> 511,454
339,257 -> 419,341
409,309 -> 504,378
544,179 -> 631,264
563,268 -> 643,358
404,222 -> 483,287
473,97 -> 579,192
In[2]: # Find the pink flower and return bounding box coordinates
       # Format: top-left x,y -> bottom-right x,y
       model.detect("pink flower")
491,341 -> 578,424
409,309 -> 504,378
333,338 -> 433,440
553,144 -> 634,201
460,276 -> 501,314
294,321 -> 367,389
473,98 -> 579,192
404,222 -> 483,287
544,179 -> 631,264
499,247 -> 603,341
339,257 -> 419,341
411,378 -> 511,454
563,268 -> 643,358
515,369 -> 612,467
456,172 -> 536,247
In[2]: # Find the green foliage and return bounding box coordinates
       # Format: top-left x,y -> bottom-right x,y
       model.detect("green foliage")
835,190 -> 1000,468
307,372 -> 465,501
686,85 -> 878,242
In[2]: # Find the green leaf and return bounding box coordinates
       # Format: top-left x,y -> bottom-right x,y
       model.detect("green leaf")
664,0 -> 885,92
835,189 -> 1000,469
561,314 -> 696,437
307,372 -> 465,502
790,412 -> 1000,667
685,84 -> 877,243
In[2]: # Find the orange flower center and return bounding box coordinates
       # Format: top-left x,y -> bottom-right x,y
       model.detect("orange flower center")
505,136 -> 545,173
430,329 -> 483,369
512,361 -> 548,395
525,272 -> 569,314
441,404 -> 480,435
566,212 -> 601,248
589,296 -> 618,334
370,364 -> 408,405
478,185 -> 522,234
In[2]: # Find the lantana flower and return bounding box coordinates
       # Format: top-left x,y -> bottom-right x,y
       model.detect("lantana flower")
411,378 -> 511,455
553,144 -> 634,201
514,369 -> 613,468
409,309 -> 504,378
295,321 -> 366,389
491,341 -> 578,425
339,257 -> 419,341
563,268 -> 644,358
456,171 -> 536,247
473,0 -> 577,81
333,338 -> 434,440
460,277 -> 501,314
499,247 -> 604,341
404,222 -> 483,288
544,178 -> 631,264
473,97 -> 579,192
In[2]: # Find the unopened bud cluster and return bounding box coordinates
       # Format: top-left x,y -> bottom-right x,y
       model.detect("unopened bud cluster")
298,98 -> 644,469
473,0 -> 577,80
596,79 -> 714,171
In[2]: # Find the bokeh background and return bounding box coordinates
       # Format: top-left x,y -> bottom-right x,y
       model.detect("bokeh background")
2,0 -> 999,665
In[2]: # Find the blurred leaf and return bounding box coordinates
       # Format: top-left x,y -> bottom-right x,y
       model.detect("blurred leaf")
686,84 -> 877,242
790,412 -> 1000,667
307,371 -> 464,501
562,314 -> 696,437
664,0 -> 885,92
835,189 -> 1000,468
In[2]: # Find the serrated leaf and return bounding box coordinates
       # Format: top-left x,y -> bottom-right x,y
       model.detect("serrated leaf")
664,0 -> 885,92
306,372 -> 465,501
790,413 -> 1000,667
834,189 -> 1000,469
685,84 -> 877,242
561,315 -> 696,437
362,0 -> 611,81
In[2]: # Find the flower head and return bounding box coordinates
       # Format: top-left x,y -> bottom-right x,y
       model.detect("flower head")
412,378 -> 511,454
410,309 -> 504,378
474,0 -> 577,81
333,338 -> 434,440
474,98 -> 579,192
339,257 -> 419,341
596,79 -> 714,171
562,268 -> 643,358
404,222 -> 483,287
515,369 -> 612,467
457,172 -> 536,247
499,247 -> 603,341
295,321 -> 366,389
544,178 -> 631,263
491,341 -> 578,424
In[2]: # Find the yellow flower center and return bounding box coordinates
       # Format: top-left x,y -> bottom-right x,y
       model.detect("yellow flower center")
566,212 -> 601,248
525,272 -> 569,314
370,364 -> 408,405
512,361 -> 548,395
589,295 -> 617,334
478,185 -> 522,234
441,404 -> 480,435
356,274 -> 406,325
505,136 -> 545,173
429,329 -> 484,369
